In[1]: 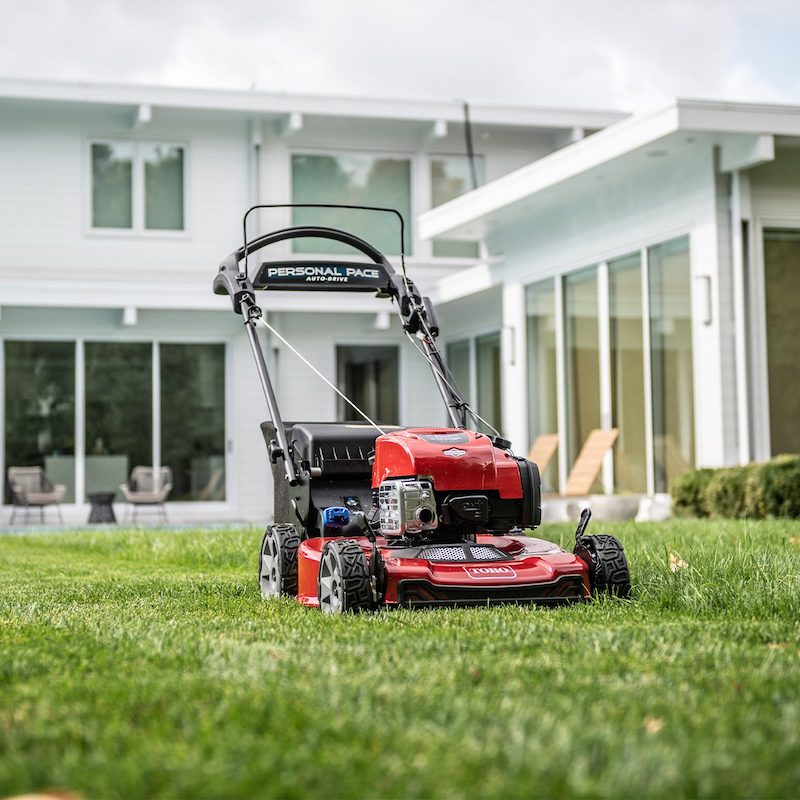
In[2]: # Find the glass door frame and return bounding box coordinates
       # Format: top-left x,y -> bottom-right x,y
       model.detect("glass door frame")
0,332 -> 233,511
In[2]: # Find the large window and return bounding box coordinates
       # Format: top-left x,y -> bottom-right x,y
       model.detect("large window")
91,140 -> 185,232
526,279 -> 558,491
336,346 -> 399,425
85,343 -> 152,500
4,341 -> 76,503
291,153 -> 411,255
564,268 -> 601,490
3,341 -> 226,506
762,229 -> 800,456
649,237 -> 694,492
430,155 -> 484,258
609,254 -> 647,493
160,344 -> 226,502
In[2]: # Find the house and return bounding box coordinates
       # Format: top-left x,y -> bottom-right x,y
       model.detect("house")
0,77 -> 623,522
421,99 -> 800,499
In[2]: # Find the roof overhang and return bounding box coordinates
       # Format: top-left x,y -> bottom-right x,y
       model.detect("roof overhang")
419,98 -> 800,242
0,76 -> 626,130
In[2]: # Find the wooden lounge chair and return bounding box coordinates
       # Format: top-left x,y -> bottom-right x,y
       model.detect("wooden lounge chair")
119,466 -> 173,523
564,428 -> 618,496
527,433 -> 559,474
7,466 -> 66,524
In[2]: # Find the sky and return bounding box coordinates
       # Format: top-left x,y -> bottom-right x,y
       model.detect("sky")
1,0 -> 799,112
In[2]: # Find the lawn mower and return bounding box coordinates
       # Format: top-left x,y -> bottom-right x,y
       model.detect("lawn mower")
214,203 -> 631,612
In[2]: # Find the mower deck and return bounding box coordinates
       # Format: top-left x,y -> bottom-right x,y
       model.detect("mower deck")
297,534 -> 590,608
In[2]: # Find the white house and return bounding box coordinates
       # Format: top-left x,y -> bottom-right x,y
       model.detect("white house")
422,99 -> 800,499
0,77 -> 624,523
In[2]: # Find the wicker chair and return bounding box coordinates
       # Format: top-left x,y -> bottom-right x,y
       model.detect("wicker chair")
7,466 -> 66,524
119,466 -> 173,523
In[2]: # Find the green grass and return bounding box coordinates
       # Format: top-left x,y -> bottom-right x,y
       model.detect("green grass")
1,520 -> 799,799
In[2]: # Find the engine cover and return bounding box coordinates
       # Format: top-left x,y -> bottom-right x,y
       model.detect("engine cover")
372,428 -> 523,498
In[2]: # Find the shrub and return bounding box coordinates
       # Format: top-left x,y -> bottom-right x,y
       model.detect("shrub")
671,468 -> 715,517
705,465 -> 759,519
745,454 -> 800,519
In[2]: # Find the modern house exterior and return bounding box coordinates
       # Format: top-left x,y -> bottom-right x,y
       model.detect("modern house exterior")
421,100 -> 800,500
0,77 -> 624,523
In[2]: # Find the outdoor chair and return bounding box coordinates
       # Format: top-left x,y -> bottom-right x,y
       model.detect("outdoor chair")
119,466 -> 173,523
564,428 -> 619,496
7,466 -> 66,525
527,433 -> 559,475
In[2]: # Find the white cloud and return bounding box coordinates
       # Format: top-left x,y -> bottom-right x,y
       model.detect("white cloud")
0,0 -> 797,111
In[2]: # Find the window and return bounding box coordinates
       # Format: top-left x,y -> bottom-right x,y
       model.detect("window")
609,254 -> 647,493
430,155 -> 484,258
90,140 -> 185,231
564,268 -> 601,491
336,346 -> 399,425
445,340 -> 472,406
526,279 -> 559,491
4,341 -> 76,503
476,332 -> 503,434
763,229 -> 800,456
445,334 -> 502,434
291,153 -> 411,255
160,344 -> 226,501
85,343 -> 152,501
649,237 -> 694,492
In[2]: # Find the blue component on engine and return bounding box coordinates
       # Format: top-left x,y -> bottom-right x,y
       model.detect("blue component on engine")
322,506 -> 350,528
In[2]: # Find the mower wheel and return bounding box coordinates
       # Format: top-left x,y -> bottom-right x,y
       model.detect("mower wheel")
574,534 -> 631,598
259,523 -> 301,599
318,539 -> 373,614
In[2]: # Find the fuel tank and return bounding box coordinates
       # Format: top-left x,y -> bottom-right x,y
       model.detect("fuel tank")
371,428 -> 524,498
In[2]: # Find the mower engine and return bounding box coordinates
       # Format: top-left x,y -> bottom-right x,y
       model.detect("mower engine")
372,428 -> 541,541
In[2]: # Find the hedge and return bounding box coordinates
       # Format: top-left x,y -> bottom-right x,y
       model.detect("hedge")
671,454 -> 800,519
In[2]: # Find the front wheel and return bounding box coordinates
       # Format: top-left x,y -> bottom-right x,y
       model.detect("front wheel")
259,524 -> 301,599
574,534 -> 631,598
317,539 -> 373,614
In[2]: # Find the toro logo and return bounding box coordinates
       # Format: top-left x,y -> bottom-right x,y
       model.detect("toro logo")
463,565 -> 517,580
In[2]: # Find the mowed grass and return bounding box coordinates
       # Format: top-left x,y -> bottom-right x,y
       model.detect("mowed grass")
1,520 -> 799,799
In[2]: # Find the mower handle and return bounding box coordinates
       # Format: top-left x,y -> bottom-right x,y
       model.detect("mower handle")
218,225 -> 395,274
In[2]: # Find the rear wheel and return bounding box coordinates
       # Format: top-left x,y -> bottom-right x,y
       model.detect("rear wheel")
574,534 -> 631,598
317,539 -> 373,614
259,524 -> 301,599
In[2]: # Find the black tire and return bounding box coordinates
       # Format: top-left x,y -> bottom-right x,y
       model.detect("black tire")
317,539 -> 373,614
259,523 -> 301,599
574,534 -> 631,598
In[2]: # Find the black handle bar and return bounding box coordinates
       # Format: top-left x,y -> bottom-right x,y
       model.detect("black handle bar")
218,225 -> 394,274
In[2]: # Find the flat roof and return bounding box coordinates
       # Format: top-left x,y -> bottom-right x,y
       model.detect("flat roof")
0,75 -> 626,130
419,98 -> 800,240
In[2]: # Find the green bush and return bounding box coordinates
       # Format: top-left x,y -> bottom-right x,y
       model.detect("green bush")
671,455 -> 800,519
705,465 -> 758,519
745,454 -> 800,519
671,468 -> 715,517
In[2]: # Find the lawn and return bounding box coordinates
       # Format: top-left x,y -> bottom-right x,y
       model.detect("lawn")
1,519 -> 799,799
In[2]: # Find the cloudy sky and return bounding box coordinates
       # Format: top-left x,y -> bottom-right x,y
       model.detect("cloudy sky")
1,0 -> 799,112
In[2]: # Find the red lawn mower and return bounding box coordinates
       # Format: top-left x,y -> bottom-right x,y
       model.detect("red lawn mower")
214,204 -> 631,612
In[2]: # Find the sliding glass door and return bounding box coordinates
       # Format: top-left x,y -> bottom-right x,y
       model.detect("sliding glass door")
160,344 -> 226,501
526,279 -> 559,490
609,254 -> 647,493
564,268 -> 601,489
4,341 -> 76,503
85,342 -> 152,499
649,237 -> 694,492
762,229 -> 800,456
